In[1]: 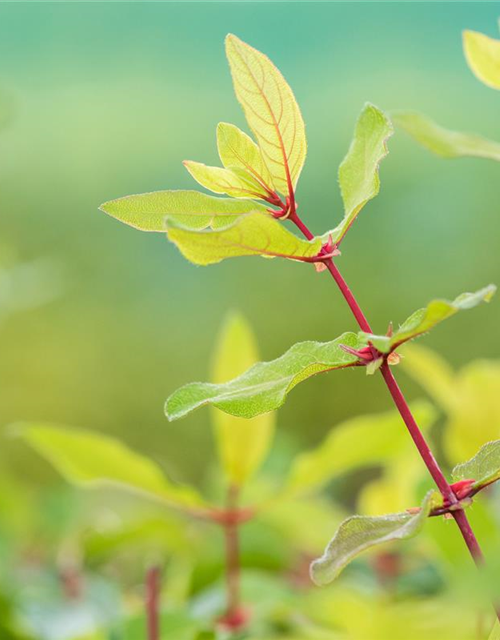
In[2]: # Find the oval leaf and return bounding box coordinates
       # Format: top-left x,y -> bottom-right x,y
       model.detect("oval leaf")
333,103 -> 393,245
310,490 -> 440,585
166,332 -> 365,421
165,212 -> 323,266
183,161 -> 269,200
391,111 -> 500,161
211,312 -> 275,486
463,29 -> 500,90
452,439 -> 500,490
226,34 -> 307,196
17,423 -> 205,510
99,190 -> 268,232
363,285 -> 496,354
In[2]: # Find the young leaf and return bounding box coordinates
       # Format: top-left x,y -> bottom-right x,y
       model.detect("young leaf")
165,212 -> 323,266
225,34 -> 307,196
285,401 -> 435,498
99,190 -> 268,232
17,423 -> 205,510
166,332 -> 366,421
333,103 -> 393,245
463,29 -> 500,90
217,122 -> 275,194
391,111 -> 500,161
183,161 -> 269,200
363,285 -> 496,354
310,490 -> 440,585
211,312 -> 275,486
452,440 -> 500,490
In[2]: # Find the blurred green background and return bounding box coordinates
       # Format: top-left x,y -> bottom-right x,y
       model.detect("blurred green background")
0,2 -> 499,499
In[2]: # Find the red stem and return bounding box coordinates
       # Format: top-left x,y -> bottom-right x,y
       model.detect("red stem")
145,566 -> 161,640
224,486 -> 241,618
290,213 -> 497,614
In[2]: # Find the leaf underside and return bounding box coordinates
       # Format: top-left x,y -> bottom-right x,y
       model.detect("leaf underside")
166,332 -> 365,421
363,285 -> 496,354
463,29 -> 500,90
310,490 -> 440,585
452,439 -> 500,490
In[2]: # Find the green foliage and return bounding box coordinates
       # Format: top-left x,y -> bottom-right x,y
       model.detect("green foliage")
225,34 -> 307,196
364,285 -> 496,354
165,332 -> 364,421
452,440 -> 500,490
18,423 -> 205,510
392,111 -> 500,161
165,212 -> 323,266
334,103 -> 393,244
310,490 -> 440,586
183,160 -> 268,200
463,28 -> 500,90
211,312 -> 275,486
99,190 -> 268,232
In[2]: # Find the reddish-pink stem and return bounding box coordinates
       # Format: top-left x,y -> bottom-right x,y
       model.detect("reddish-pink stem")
290,213 -> 496,612
145,566 -> 161,640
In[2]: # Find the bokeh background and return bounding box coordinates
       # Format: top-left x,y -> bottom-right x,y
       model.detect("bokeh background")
1,3 -> 500,638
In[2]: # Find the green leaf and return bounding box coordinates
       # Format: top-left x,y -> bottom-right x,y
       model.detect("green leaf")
99,190 -> 268,232
363,285 -> 496,354
166,332 -> 365,421
17,423 -> 206,510
333,103 -> 393,245
463,29 -> 500,90
391,111 -> 500,161
165,211 -> 323,266
226,34 -> 307,196
183,161 -> 269,200
211,312 -> 275,486
285,401 -> 436,498
452,440 -> 500,490
217,122 -> 275,194
310,490 -> 440,585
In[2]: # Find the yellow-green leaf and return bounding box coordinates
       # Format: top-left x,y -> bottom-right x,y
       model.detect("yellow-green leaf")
217,122 -> 275,195
226,34 -> 307,196
452,439 -> 500,490
183,161 -> 268,200
391,111 -> 500,161
18,423 -> 205,510
463,29 -> 500,90
211,312 -> 275,486
99,190 -> 268,232
165,211 -> 323,266
332,103 -> 393,245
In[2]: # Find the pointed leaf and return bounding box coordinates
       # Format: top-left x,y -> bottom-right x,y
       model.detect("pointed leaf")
463,29 -> 500,90
99,190 -> 268,232
166,332 -> 365,421
452,439 -> 500,490
18,423 -> 205,510
217,122 -> 275,194
363,285 -> 496,354
310,490 -> 440,585
285,401 -> 436,498
391,111 -> 500,161
165,211 -> 323,266
183,161 -> 268,200
333,104 -> 393,245
211,312 -> 275,486
226,34 -> 307,196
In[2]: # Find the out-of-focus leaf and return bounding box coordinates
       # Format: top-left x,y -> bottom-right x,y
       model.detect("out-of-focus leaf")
18,424 -> 206,510
488,621 -> 500,640
392,111 -> 500,161
452,440 -> 500,490
364,285 -> 496,353
217,122 -> 274,194
99,190 -> 268,232
284,401 -> 435,497
183,161 -> 268,199
166,332 -> 365,421
165,212 -> 323,266
310,491 -> 440,586
211,312 -> 275,486
123,610 -> 199,640
463,29 -> 500,90
333,103 -> 393,245
400,344 -> 456,411
226,34 -> 306,196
